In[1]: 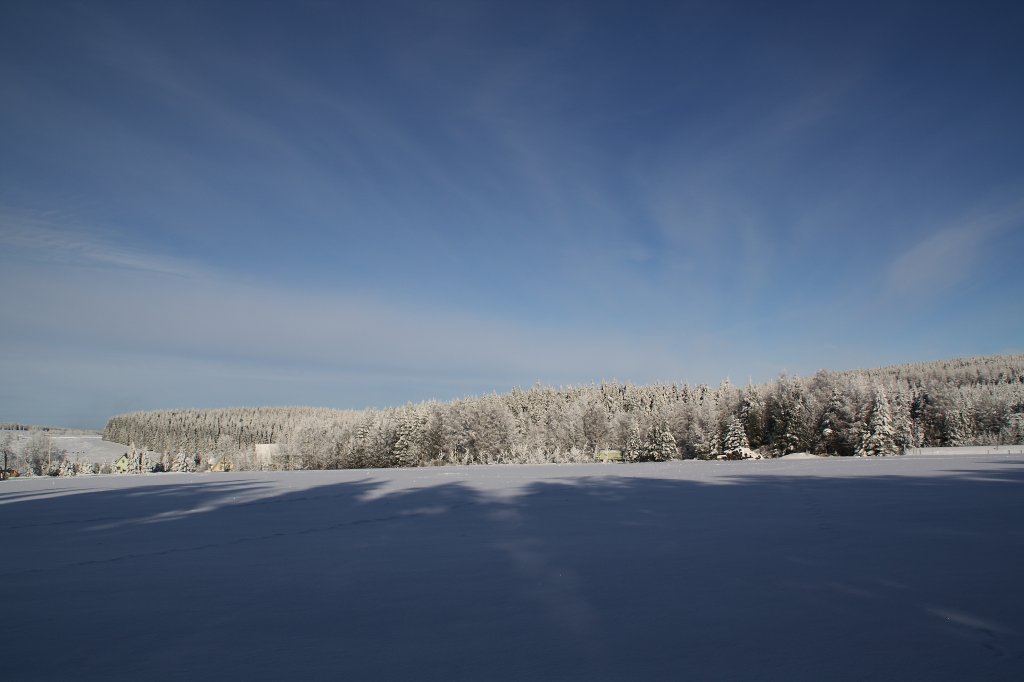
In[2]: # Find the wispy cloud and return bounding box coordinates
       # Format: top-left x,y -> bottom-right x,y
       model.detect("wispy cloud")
626,68 -> 868,278
0,209 -> 693,394
886,197 -> 1024,299
0,208 -> 202,278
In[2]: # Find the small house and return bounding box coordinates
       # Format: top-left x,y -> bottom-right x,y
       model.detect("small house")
114,453 -> 132,473
114,451 -> 151,474
210,458 -> 231,472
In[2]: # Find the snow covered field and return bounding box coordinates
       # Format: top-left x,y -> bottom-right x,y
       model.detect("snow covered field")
3,455 -> 1023,680
1,429 -> 133,465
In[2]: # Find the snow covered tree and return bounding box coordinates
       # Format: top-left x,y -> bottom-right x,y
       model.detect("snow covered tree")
890,390 -> 915,453
580,398 -> 610,452
858,390 -> 897,456
392,410 -> 419,467
738,386 -> 767,449
290,419 -> 340,470
817,390 -> 854,456
23,432 -> 60,475
767,379 -> 810,456
1007,410 -> 1024,444
722,416 -> 750,459
466,396 -> 516,463
170,451 -> 191,472
55,459 -> 75,477
911,390 -> 945,447
1,433 -> 13,476
95,353 -> 1024,471
644,423 -> 677,462
623,422 -> 643,463
942,394 -> 976,446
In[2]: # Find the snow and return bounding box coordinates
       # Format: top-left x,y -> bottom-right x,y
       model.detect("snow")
3,455 -> 1024,680
2,429 -> 134,465
780,452 -> 822,459
905,445 -> 1024,456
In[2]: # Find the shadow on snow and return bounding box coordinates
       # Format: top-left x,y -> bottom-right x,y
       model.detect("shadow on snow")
2,463 -> 1024,681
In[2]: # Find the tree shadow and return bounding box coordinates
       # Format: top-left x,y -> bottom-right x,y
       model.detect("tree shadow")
2,462 -> 1024,680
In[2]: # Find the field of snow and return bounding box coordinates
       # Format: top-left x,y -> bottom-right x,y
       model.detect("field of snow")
3,455 -> 1023,680
2,429 -> 135,465
905,445 -> 1024,456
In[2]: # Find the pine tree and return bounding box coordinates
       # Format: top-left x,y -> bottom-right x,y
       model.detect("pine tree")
392,411 -> 417,467
0,433 -> 12,477
686,400 -> 721,460
722,416 -> 750,459
890,390 -> 915,453
818,390 -> 854,456
942,393 -> 976,446
768,380 -> 809,456
352,418 -> 372,468
648,423 -> 677,461
623,422 -> 643,463
858,390 -> 897,456
1007,411 -> 1024,444
738,386 -> 766,449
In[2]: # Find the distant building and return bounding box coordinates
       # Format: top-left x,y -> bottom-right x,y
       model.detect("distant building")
114,453 -> 132,474
210,458 -> 231,472
114,451 -> 151,474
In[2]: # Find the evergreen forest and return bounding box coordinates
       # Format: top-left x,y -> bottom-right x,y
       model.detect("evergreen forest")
103,354 -> 1024,470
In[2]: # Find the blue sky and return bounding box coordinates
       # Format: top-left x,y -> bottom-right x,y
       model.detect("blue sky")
2,1 -> 1023,428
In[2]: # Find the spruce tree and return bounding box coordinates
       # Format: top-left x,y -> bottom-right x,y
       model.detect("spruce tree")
818,390 -> 854,456
768,380 -> 808,456
858,390 -> 897,456
650,423 -> 677,461
723,416 -> 750,459
392,411 -> 416,467
890,390 -> 915,453
624,422 -> 643,463
942,394 -> 976,446
738,386 -> 766,449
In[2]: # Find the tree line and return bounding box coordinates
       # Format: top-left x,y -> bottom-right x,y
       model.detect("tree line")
102,353 -> 1024,471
